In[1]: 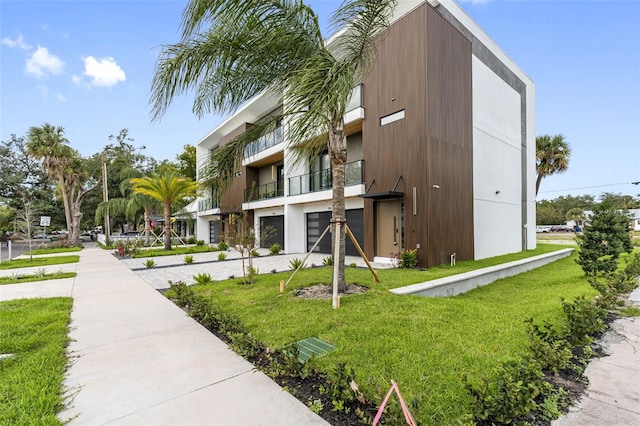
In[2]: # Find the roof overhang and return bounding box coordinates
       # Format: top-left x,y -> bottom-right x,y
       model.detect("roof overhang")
358,191 -> 404,200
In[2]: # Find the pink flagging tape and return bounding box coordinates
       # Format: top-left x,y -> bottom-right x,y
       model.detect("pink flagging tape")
372,380 -> 417,426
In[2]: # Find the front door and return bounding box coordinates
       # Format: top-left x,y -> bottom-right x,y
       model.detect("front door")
376,200 -> 403,258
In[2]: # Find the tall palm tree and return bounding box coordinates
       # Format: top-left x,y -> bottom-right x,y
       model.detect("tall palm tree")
27,123 -> 97,244
27,124 -> 74,232
536,134 -> 571,196
130,172 -> 198,250
150,0 -> 397,303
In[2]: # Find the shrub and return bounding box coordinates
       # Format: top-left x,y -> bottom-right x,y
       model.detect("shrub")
399,249 -> 419,269
289,257 -> 306,270
196,239 -> 205,246
184,255 -> 194,264
465,356 -> 549,423
576,208 -> 633,276
187,236 -> 197,245
246,265 -> 259,282
269,243 -> 282,255
217,252 -> 227,261
144,259 -> 155,268
561,296 -> 607,344
218,242 -> 229,251
322,255 -> 333,266
525,318 -> 572,375
250,249 -> 260,257
349,262 -> 357,268
193,272 -> 213,285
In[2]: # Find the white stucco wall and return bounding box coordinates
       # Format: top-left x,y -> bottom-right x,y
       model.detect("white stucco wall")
472,56 -> 523,259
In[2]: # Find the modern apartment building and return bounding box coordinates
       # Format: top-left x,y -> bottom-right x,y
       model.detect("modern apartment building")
194,0 -> 536,268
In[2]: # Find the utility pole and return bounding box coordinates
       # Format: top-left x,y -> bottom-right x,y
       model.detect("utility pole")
102,154 -> 110,245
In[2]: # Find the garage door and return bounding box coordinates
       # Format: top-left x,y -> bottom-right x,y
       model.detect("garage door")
260,215 -> 284,249
306,209 -> 363,256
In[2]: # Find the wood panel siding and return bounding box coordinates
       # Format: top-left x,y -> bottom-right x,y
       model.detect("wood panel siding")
361,3 -> 473,268
219,123 -> 254,212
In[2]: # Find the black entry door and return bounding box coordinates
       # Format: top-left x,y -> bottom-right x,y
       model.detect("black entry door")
260,216 -> 284,249
306,209 -> 364,256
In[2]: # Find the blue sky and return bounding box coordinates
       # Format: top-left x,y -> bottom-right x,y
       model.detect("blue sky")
1,0 -> 639,201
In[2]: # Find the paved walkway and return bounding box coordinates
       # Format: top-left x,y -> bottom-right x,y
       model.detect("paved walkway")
3,248 -> 327,425
121,249 -> 394,290
553,286 -> 640,425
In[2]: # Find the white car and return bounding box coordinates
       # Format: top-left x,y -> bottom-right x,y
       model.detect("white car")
536,226 -> 551,233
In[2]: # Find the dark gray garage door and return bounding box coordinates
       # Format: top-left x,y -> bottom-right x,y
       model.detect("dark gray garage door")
306,209 -> 363,256
260,215 -> 284,249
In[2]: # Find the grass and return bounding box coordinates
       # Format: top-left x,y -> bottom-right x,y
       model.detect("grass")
0,298 -> 72,425
0,272 -> 76,285
131,245 -> 217,258
536,233 -> 577,242
0,255 -> 79,270
27,247 -> 82,255
175,249 -> 595,424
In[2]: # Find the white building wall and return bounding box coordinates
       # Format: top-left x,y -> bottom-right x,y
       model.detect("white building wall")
472,56 -> 523,259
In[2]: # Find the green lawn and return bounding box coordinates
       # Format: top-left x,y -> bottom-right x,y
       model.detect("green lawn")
27,247 -> 82,255
0,272 -> 77,285
0,298 -> 72,425
183,250 -> 594,424
0,256 -> 79,270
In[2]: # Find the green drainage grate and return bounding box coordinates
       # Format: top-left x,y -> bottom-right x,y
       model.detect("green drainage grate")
296,337 -> 336,363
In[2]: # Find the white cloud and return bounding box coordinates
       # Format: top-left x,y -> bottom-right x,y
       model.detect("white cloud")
74,56 -> 126,88
57,94 -> 67,102
25,46 -> 65,78
1,33 -> 31,50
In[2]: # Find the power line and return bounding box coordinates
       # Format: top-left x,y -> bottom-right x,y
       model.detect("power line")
539,181 -> 640,194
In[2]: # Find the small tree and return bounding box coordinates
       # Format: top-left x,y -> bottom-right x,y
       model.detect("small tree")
576,208 -> 632,276
226,212 -> 275,284
565,207 -> 585,228
17,198 -> 38,261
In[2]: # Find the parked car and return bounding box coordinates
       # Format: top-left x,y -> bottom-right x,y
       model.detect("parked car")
536,226 -> 551,233
80,231 -> 95,242
550,225 -> 572,232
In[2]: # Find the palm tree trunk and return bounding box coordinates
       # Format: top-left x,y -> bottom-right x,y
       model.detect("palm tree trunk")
144,207 -> 151,246
164,202 -> 172,250
329,118 -> 348,295
58,171 -> 73,234
535,173 -> 544,197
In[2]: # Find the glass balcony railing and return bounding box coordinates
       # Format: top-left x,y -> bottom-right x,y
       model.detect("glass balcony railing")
243,126 -> 284,158
244,181 -> 285,202
288,160 -> 364,196
198,198 -> 219,211
345,84 -> 363,113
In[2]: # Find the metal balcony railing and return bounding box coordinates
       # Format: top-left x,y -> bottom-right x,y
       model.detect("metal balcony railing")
288,160 -> 364,196
243,126 -> 284,158
244,181 -> 285,202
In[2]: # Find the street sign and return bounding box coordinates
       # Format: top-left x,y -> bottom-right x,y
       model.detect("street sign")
40,216 -> 51,227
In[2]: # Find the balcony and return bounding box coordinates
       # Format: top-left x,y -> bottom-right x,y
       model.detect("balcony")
288,160 -> 364,196
244,181 -> 285,202
198,198 -> 219,211
243,126 -> 283,158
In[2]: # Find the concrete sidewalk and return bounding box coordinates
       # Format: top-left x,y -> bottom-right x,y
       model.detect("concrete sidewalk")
553,287 -> 640,425
58,247 -> 327,425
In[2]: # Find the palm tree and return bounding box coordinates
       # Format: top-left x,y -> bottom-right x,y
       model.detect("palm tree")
536,134 -> 571,196
130,172 -> 198,250
150,0 -> 397,304
27,123 -> 98,244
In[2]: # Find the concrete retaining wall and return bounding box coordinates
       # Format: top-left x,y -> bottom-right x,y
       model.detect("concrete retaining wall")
390,248 -> 574,298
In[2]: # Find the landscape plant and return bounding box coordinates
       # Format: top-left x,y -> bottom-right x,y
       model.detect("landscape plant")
217,252 -> 227,261
575,207 -> 632,276
144,259 -> 156,268
269,243 -> 281,256
193,272 -> 213,285
184,255 -> 194,264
